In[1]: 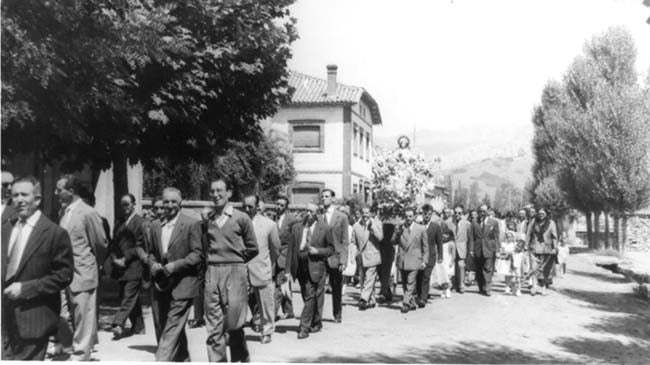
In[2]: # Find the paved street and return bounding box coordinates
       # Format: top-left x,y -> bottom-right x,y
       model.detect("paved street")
80,252 -> 649,364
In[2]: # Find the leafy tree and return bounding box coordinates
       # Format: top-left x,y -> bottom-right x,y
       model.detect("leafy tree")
2,0 -> 298,212
452,180 -> 469,208
481,193 -> 491,208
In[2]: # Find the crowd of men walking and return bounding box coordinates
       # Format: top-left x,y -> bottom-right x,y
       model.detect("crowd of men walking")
1,170 -> 562,362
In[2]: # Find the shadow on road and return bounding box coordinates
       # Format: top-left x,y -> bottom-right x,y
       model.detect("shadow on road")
568,269 -> 631,284
287,341 -> 577,363
128,345 -> 157,354
552,338 -> 649,365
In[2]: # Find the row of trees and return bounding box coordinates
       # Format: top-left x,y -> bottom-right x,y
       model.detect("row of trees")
2,0 -> 298,210
449,179 -> 525,214
529,26 -> 650,251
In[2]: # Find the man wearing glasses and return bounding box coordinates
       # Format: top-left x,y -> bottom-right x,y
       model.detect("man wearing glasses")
452,205 -> 473,294
1,171 -> 16,224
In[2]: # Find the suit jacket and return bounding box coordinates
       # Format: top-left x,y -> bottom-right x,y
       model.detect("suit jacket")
325,208 -> 349,269
352,218 -> 384,267
1,214 -> 74,340
109,213 -> 146,281
392,223 -> 429,271
1,203 -> 17,225
276,212 -> 296,270
248,214 -> 281,287
148,213 -> 203,300
285,219 -> 334,283
423,221 -> 443,267
454,218 -> 473,259
61,200 -> 108,293
470,217 -> 500,257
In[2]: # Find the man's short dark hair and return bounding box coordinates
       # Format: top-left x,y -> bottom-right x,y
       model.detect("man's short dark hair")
454,204 -> 465,211
321,188 -> 335,197
211,176 -> 232,191
122,193 -> 136,204
13,175 -> 42,197
276,194 -> 289,205
245,194 -> 260,205
153,195 -> 163,204
421,204 -> 433,212
60,174 -> 86,197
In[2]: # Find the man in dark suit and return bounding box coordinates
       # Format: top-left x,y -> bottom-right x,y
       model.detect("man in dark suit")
146,187 -> 202,361
1,171 -> 17,225
415,204 -> 442,308
470,204 -> 500,296
2,176 -> 74,360
109,193 -> 147,339
320,188 -> 348,323
274,195 -> 296,320
285,203 -> 334,339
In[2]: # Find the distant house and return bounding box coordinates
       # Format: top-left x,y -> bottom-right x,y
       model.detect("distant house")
266,65 -> 382,205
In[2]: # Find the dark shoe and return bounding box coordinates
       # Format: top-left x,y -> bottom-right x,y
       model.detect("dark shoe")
252,324 -> 262,333
367,302 -> 377,309
131,327 -> 146,335
285,313 -> 295,320
112,325 -> 124,339
416,300 -> 426,308
334,316 -> 342,323
409,303 -> 417,311
457,288 -> 465,294
310,324 -> 322,333
358,300 -> 367,310
188,319 -> 205,328
261,335 -> 272,344
485,291 -> 492,297
297,330 -> 309,339
400,305 -> 409,313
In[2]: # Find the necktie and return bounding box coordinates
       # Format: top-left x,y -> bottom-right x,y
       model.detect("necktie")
60,207 -> 71,228
6,220 -> 26,279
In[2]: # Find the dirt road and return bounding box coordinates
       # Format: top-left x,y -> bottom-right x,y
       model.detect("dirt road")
83,252 -> 650,363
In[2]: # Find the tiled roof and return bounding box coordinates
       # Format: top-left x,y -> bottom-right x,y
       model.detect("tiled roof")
286,71 -> 383,125
288,71 -> 364,105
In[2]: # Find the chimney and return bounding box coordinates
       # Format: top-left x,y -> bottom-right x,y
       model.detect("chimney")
326,64 -> 338,96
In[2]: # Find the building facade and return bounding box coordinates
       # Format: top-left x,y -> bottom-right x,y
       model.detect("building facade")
266,65 -> 382,205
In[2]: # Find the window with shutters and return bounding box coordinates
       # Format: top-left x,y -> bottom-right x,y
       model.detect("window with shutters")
289,120 -> 325,152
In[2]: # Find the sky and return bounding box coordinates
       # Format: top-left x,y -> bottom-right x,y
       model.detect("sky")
287,0 -> 650,142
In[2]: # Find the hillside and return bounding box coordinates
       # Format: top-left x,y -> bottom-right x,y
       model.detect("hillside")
440,154 -> 534,203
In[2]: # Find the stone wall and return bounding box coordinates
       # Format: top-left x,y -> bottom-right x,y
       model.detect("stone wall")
625,214 -> 650,252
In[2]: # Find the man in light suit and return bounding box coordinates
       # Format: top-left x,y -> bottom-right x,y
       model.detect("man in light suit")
415,204 -> 442,308
109,193 -> 147,339
2,176 -> 74,360
452,205 -> 473,293
469,204 -> 500,296
146,187 -> 202,361
1,171 -> 17,225
55,174 -> 107,361
320,188 -> 348,323
352,205 -> 383,310
392,207 -> 428,313
274,195 -> 296,320
285,203 -> 334,339
244,195 -> 280,344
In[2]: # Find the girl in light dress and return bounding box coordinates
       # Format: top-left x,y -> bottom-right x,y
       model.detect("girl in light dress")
496,231 -> 525,296
556,237 -> 569,278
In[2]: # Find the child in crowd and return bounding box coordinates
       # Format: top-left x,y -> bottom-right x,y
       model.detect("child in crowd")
497,231 -> 524,296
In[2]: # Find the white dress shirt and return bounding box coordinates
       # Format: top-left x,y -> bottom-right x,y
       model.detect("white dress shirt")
300,223 -> 316,250
8,210 -> 42,273
277,213 -> 285,229
161,213 -> 180,255
325,206 -> 334,225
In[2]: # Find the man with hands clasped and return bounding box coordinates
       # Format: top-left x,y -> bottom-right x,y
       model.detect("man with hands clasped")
392,207 -> 428,314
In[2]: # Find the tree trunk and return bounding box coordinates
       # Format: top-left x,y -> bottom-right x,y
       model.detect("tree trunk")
593,211 -> 601,250
621,216 -> 628,253
585,211 -> 593,248
613,215 -> 620,251
604,212 -> 610,249
112,148 -> 129,226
